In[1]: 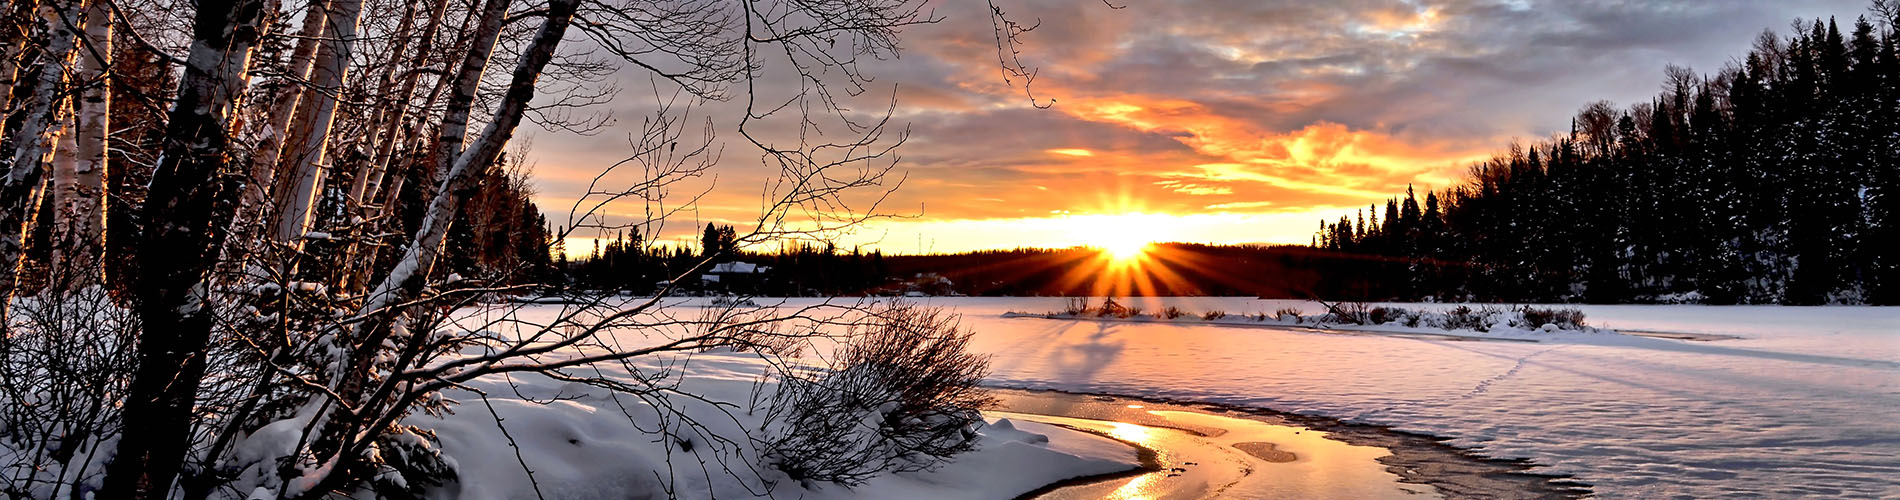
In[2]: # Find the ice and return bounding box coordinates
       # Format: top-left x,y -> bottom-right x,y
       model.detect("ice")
463,297 -> 1899,497
931,297 -> 1900,498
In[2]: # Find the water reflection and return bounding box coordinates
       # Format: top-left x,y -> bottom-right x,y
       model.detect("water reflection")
1105,421 -> 1153,444
1108,473 -> 1161,500
994,406 -> 1439,500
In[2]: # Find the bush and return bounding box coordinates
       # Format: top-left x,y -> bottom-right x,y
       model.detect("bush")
1368,306 -> 1394,325
1318,301 -> 1372,325
1160,306 -> 1187,319
1097,298 -> 1129,318
760,303 -> 993,486
0,288 -> 138,496
1201,310 -> 1226,321
1364,306 -> 1419,327
1441,305 -> 1503,331
1061,297 -> 1090,316
1516,306 -> 1587,330
1273,307 -> 1303,322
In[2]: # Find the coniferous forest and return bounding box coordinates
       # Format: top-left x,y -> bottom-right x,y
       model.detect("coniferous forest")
1316,14 -> 1900,305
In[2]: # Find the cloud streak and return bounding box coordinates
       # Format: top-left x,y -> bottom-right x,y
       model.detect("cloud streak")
525,0 -> 1871,253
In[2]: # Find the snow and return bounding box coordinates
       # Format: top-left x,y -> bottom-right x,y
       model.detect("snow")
1000,302 -> 1607,343
415,352 -> 1139,500
454,297 -> 1899,497
943,297 -> 1900,498
707,261 -> 768,274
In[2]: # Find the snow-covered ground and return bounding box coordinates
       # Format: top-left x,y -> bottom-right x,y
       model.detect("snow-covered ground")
468,297 -> 1897,498
940,297 -> 1900,498
414,353 -> 1140,499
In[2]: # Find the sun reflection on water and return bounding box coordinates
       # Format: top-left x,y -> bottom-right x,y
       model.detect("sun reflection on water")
1107,473 -> 1160,500
1106,421 -> 1154,444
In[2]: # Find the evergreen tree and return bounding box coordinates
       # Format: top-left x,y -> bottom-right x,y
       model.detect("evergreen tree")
1309,10 -> 1899,304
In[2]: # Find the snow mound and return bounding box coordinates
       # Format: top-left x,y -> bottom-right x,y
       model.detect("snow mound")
414,353 -> 1138,499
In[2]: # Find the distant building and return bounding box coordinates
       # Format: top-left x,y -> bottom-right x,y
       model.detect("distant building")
702,261 -> 771,292
876,272 -> 956,296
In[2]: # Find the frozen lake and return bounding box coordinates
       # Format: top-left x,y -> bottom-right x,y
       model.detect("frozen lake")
933,297 -> 1900,498
481,296 -> 1900,497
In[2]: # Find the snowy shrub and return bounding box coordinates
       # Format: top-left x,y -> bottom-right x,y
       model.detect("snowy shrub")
1362,306 -> 1425,327
1123,306 -> 1144,318
1201,310 -> 1226,321
1316,301 -> 1372,325
1440,305 -> 1501,331
1515,306 -> 1587,330
1399,309 -> 1424,327
761,302 -> 993,486
1160,306 -> 1187,319
0,288 -> 137,498
1061,297 -> 1091,316
1095,298 -> 1126,317
1368,306 -> 1402,325
1273,307 -> 1303,322
367,426 -> 458,499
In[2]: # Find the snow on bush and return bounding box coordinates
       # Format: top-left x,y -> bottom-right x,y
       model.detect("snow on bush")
759,302 -> 993,486
1311,304 -> 1587,332
0,287 -> 136,498
1006,298 -> 1593,335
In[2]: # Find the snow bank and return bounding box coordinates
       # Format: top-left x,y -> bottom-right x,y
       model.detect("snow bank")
414,352 -> 1138,500
1004,301 -> 1607,342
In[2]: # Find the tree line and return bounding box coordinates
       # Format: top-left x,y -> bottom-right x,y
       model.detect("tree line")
565,225 -> 893,296
1317,6 -> 1900,305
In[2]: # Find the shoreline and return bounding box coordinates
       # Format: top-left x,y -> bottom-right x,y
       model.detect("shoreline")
989,387 -> 1592,499
998,311 -> 1745,343
1007,424 -> 1163,500
998,312 -> 1549,343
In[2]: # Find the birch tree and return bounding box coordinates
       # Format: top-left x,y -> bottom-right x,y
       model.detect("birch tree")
50,0 -> 109,287
0,0 -> 84,319
269,0 -> 364,248
99,0 -> 281,495
224,0 -> 326,267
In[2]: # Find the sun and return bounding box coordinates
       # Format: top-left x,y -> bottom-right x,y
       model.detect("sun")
1062,212 -> 1163,265
1098,237 -> 1152,263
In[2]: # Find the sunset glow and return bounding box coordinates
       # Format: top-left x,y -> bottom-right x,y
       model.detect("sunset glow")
1098,240 -> 1151,264
522,0 -> 1864,255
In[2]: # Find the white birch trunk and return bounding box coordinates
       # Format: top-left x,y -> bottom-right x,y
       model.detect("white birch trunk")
50,102 -> 77,273
428,0 -> 513,201
235,0 -> 326,224
270,0 -> 363,244
370,0 -> 480,216
304,0 -> 581,481
101,0 -> 281,492
215,0 -> 326,280
61,0 -> 109,285
344,0 -> 426,206
1,0 -> 83,306
334,0 -> 451,293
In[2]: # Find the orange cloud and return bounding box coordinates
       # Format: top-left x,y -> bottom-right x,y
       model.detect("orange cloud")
1053,94 -> 1488,203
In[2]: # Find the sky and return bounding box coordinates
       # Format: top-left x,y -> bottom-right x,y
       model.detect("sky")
523,0 -> 1871,256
